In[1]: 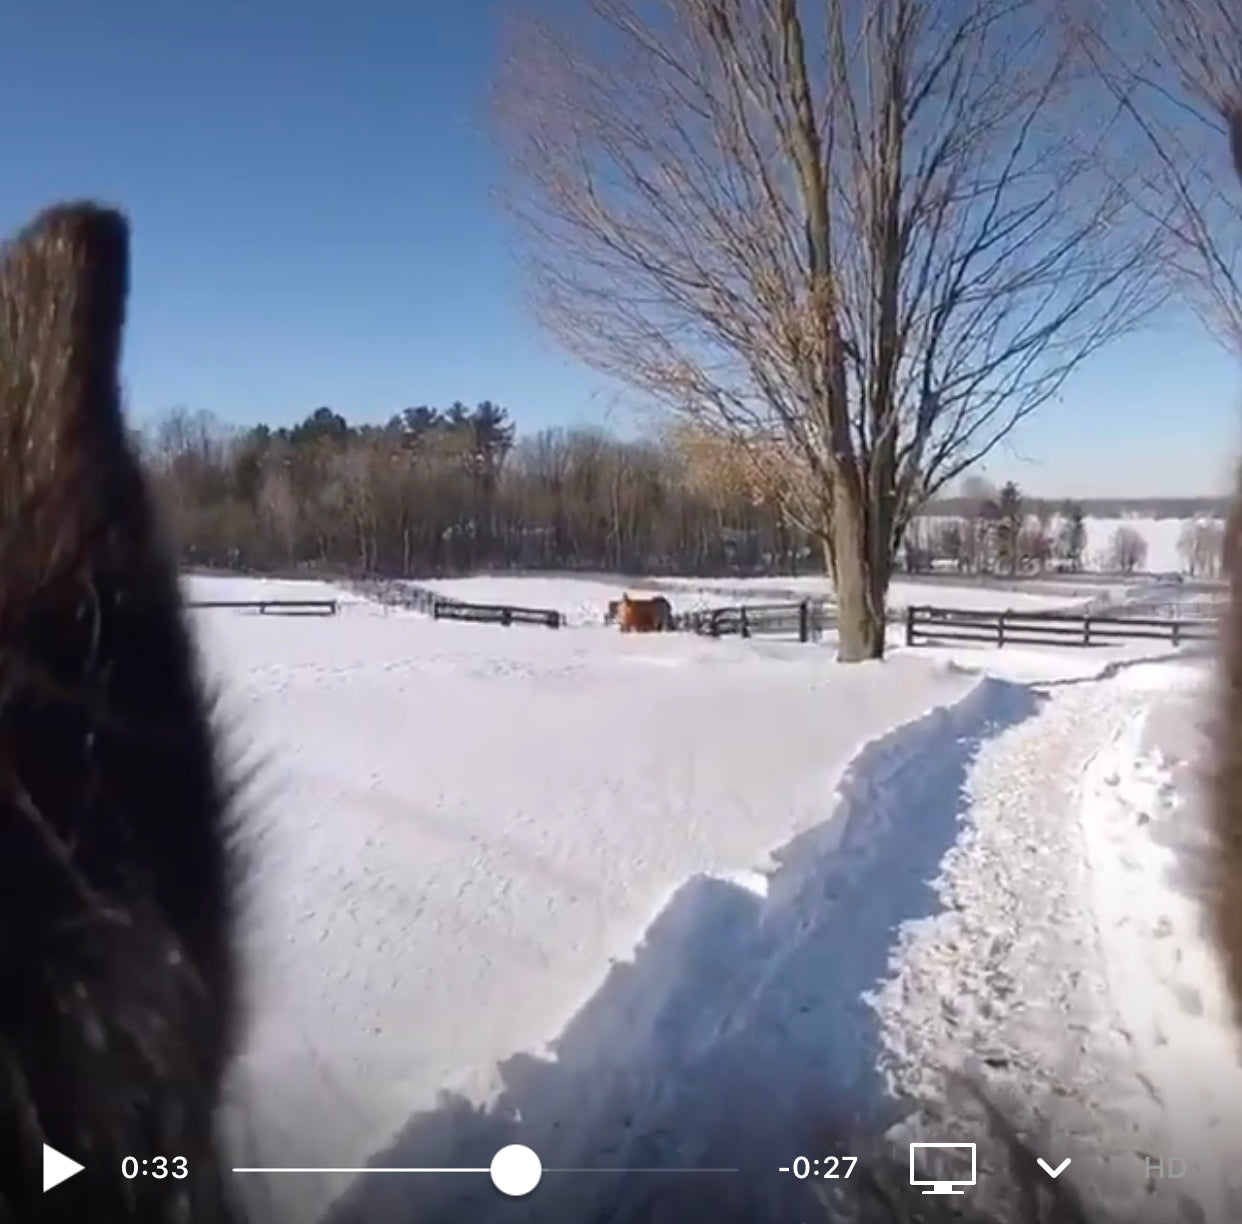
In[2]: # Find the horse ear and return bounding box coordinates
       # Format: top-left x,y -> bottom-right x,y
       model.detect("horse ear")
1229,105 -> 1242,185
0,203 -> 240,1220
1216,104 -> 1242,1038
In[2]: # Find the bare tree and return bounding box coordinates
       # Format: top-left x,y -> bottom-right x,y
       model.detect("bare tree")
258,460 -> 299,566
1201,517 -> 1227,576
495,0 -> 1162,658
959,477 -> 997,573
1055,501 -> 1088,571
1107,523 -> 1149,573
1178,517 -> 1226,576
1021,515 -> 1053,574
1070,1 -> 1242,350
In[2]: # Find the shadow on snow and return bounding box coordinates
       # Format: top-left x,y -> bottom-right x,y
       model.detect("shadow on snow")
304,678 -> 1043,1224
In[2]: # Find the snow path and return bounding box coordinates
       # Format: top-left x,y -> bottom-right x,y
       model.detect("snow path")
323,677 -> 1039,1224
1077,670 -> 1242,1222
206,597 -> 975,1224
869,662 -> 1242,1221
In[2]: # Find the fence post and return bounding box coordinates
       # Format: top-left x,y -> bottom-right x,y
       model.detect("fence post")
997,613 -> 1006,648
1172,621 -> 1181,646
740,607 -> 750,639
905,605 -> 915,647
502,608 -> 512,626
432,599 -> 441,620
799,599 -> 809,643
1083,616 -> 1091,647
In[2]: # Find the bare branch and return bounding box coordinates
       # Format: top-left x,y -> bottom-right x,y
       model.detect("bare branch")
1066,0 -> 1242,351
495,0 -> 1164,657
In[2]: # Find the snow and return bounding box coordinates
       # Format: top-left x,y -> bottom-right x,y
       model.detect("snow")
921,512 -> 1227,577
868,656 -> 1242,1221
1082,516 -> 1218,575
419,571 -> 1084,623
200,578 -> 973,1223
183,573 -> 367,605
420,574 -> 669,626
188,571 -> 1242,1224
1079,672 -> 1242,1216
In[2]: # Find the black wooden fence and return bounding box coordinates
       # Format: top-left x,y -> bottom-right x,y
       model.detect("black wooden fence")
344,579 -> 1217,648
679,598 -> 830,642
350,579 -> 562,628
187,598 -> 338,616
431,600 -> 561,629
904,605 -> 1216,649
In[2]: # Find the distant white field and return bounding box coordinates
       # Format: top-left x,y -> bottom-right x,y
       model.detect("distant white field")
921,513 -> 1225,577
1080,516 -> 1212,574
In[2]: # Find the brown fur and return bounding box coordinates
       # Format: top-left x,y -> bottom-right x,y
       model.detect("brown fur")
1210,109 -> 1242,1038
0,204 -> 241,1222
616,593 -> 674,633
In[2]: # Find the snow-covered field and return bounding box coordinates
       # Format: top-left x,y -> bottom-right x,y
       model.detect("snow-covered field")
1082,516 -> 1217,574
187,572 -> 1242,1224
920,512 -> 1227,578
419,572 -> 1087,626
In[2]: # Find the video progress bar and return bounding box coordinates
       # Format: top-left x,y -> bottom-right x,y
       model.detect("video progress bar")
235,1145 -> 737,1195
232,1168 -> 740,1174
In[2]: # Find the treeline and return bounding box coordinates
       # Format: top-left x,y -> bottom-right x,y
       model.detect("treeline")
926,494 -> 1230,520
141,403 -> 815,576
905,480 -> 1089,575
142,406 -> 1224,581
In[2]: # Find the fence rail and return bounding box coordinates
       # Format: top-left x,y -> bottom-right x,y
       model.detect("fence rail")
680,598 -> 831,642
187,598 -> 338,616
345,579 -> 1218,647
347,579 -> 440,614
432,600 -> 561,629
904,605 -> 1216,649
350,578 -> 562,629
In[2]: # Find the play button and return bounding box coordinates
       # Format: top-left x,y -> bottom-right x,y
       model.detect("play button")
43,1144 -> 84,1192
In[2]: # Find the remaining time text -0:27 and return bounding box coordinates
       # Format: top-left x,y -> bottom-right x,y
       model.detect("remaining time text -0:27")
780,1157 -> 857,1179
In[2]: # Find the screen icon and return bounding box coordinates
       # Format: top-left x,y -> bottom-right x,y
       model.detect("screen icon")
908,1142 -> 976,1195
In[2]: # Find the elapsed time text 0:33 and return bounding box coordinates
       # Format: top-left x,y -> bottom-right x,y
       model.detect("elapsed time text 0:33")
121,1157 -> 189,1179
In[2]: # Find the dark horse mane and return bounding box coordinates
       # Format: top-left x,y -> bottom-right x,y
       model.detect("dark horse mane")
5,124 -> 1242,1222
1212,105 -> 1242,1044
0,205 -> 241,1223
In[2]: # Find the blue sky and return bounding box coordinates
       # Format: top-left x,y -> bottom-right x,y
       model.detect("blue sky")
0,1 -> 1237,499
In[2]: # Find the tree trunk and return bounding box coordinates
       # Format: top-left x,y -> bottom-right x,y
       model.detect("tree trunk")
824,482 -> 888,662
